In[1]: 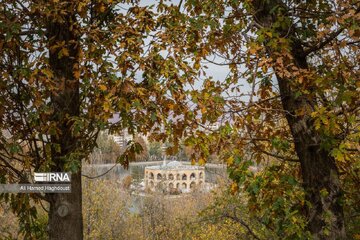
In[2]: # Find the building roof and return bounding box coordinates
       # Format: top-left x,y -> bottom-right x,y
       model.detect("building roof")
166,161 -> 182,167
145,161 -> 204,171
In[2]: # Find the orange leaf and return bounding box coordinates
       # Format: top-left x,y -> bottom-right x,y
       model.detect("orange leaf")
99,84 -> 107,91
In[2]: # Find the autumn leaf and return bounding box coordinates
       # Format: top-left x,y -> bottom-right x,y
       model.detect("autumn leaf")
73,70 -> 80,79
99,84 -> 107,91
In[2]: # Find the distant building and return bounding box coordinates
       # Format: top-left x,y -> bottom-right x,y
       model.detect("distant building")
111,128 -> 149,150
144,161 -> 205,193
112,129 -> 132,149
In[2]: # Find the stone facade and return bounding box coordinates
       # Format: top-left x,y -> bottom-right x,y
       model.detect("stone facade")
144,161 -> 205,192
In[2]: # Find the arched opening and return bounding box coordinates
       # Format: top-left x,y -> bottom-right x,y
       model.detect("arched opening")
182,183 -> 187,189
199,172 -> 203,179
176,174 -> 180,180
190,173 -> 196,180
150,172 -> 154,179
169,182 -> 174,189
176,183 -> 180,189
157,173 -> 162,180
182,174 -> 187,180
190,181 -> 196,189
168,174 -> 174,180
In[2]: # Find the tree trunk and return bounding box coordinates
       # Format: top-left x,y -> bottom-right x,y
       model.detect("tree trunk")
45,4 -> 83,239
47,172 -> 83,240
277,66 -> 346,239
252,0 -> 345,238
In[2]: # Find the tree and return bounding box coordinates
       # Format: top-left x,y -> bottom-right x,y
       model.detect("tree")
160,0 -> 359,238
149,141 -> 162,160
89,131 -> 121,164
2,0 -> 358,238
0,1 -> 193,239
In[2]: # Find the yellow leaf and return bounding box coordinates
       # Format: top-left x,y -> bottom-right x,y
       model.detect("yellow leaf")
77,2 -> 85,12
99,3 -> 106,13
73,70 -> 80,79
201,107 -> 207,114
230,182 -> 238,193
249,47 -> 257,55
61,48 -> 69,57
354,234 -> 360,240
261,65 -> 268,73
227,156 -> 234,165
99,84 -> 107,91
199,157 -> 206,165
103,102 -> 110,112
168,103 -> 175,110
194,61 -> 200,70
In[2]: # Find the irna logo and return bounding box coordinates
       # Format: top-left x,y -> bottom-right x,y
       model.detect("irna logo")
34,172 -> 71,182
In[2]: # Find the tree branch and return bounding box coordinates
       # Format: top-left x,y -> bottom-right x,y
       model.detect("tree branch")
223,212 -> 262,240
303,27 -> 344,56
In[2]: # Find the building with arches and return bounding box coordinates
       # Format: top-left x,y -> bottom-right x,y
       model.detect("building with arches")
144,161 -> 205,193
